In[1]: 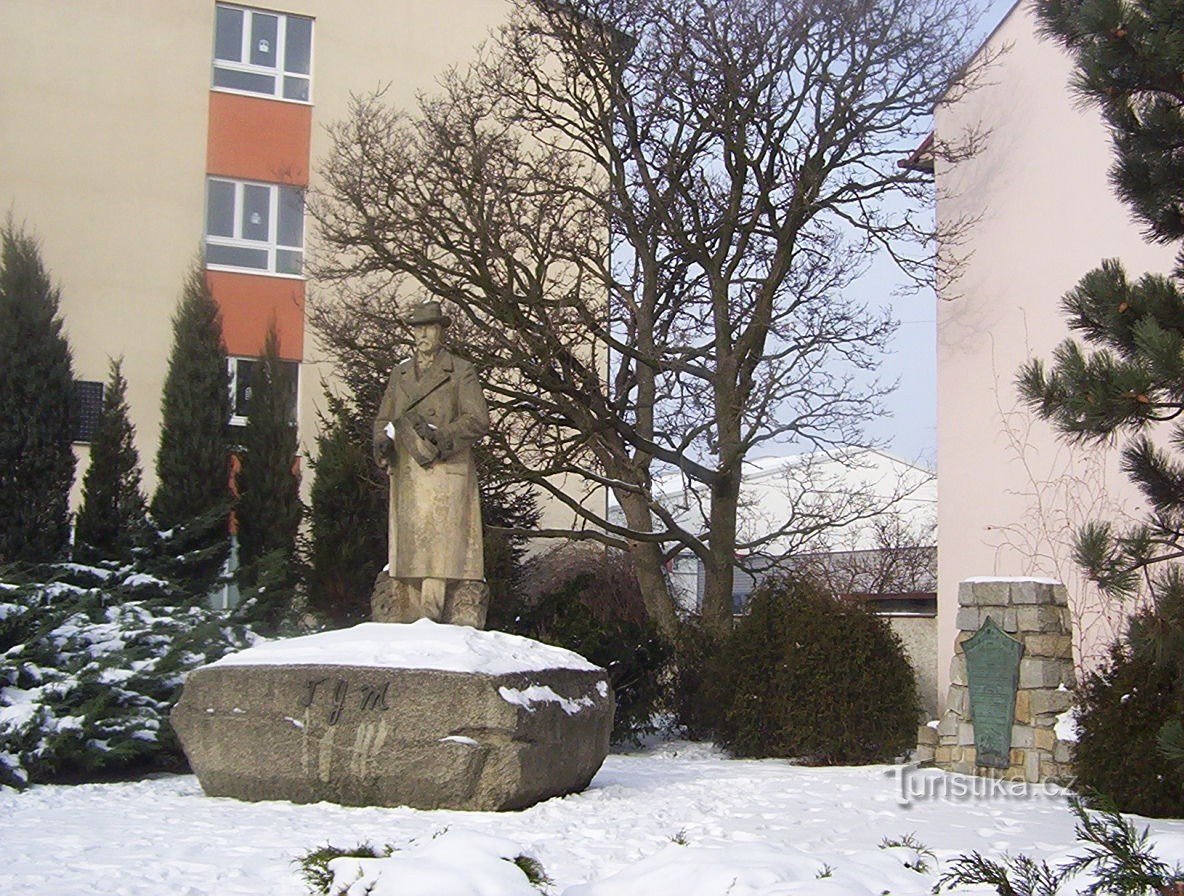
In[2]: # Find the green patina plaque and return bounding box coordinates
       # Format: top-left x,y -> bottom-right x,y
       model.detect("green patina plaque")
963,617 -> 1024,769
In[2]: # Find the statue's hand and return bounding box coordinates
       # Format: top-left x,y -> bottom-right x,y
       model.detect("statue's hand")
373,435 -> 392,470
410,413 -> 438,445
411,436 -> 439,467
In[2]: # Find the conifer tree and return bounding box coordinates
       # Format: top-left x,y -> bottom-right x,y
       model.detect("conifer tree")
1020,0 -> 1184,806
233,325 -> 301,629
235,325 -> 301,569
305,391 -> 386,625
75,358 -> 147,561
0,223 -> 75,564
150,265 -> 231,591
153,266 -> 231,527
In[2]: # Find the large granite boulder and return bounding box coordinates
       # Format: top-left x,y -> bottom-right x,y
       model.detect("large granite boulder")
170,620 -> 613,811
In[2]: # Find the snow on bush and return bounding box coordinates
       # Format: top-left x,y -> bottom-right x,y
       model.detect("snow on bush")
319,833 -> 549,894
0,562 -> 259,788
301,831 -> 549,896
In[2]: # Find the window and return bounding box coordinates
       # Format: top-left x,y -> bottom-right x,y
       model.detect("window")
228,356 -> 299,426
72,380 -> 104,443
213,4 -> 312,102
206,177 -> 304,276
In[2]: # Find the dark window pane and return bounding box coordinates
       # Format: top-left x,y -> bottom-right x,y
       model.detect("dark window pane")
234,359 -> 256,419
213,66 -> 275,95
282,361 -> 300,421
206,180 -> 235,238
277,186 -> 303,248
284,17 -> 312,74
214,6 -> 244,62
250,13 -> 278,67
231,359 -> 298,423
207,243 -> 268,270
282,76 -> 310,102
72,380 -> 104,443
242,185 -> 270,241
276,249 -> 302,276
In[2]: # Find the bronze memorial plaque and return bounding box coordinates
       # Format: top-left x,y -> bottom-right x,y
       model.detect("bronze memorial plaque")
963,617 -> 1024,769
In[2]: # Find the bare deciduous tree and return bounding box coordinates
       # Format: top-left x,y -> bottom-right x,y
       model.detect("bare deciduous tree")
311,0 -> 986,636
794,514 -> 937,599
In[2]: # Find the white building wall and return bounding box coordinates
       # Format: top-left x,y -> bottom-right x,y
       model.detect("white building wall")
934,1 -> 1177,704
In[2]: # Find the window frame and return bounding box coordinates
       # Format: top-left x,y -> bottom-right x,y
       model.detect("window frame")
205,176 -> 305,278
212,3 -> 314,104
71,380 -> 105,444
227,355 -> 301,427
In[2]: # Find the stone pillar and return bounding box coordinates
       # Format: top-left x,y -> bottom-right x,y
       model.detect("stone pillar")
915,578 -> 1076,783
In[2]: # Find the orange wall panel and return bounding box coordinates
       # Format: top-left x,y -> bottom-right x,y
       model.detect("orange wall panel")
206,270 -> 304,360
207,92 -> 311,185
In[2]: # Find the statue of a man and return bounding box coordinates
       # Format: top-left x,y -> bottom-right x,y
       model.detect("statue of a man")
373,301 -> 490,627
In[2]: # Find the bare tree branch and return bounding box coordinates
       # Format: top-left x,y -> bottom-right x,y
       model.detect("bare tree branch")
310,0 -> 988,634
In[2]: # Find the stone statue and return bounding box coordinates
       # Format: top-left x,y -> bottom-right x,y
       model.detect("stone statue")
372,301 -> 490,627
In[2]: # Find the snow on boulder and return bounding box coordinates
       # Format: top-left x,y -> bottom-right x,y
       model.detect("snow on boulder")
171,621 -> 613,812
210,619 -> 601,675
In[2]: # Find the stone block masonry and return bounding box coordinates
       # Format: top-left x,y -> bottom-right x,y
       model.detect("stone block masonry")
914,578 -> 1076,783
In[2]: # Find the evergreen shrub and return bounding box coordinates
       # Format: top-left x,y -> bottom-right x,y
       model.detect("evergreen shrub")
297,842 -> 389,895
0,561 -> 258,789
711,574 -> 920,763
936,795 -> 1181,894
670,620 -> 725,741
1073,599 -> 1184,818
501,545 -> 672,744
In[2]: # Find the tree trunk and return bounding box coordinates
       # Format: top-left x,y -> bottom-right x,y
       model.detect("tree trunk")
700,471 -> 741,638
630,538 -> 678,640
615,488 -> 680,640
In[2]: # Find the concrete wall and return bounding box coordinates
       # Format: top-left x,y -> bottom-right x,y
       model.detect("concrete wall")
933,1 -> 1177,705
887,614 -> 939,719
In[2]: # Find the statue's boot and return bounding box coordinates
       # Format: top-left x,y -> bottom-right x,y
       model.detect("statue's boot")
445,580 -> 489,629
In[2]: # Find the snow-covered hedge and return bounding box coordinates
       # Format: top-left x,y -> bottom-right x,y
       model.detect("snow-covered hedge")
0,562 -> 259,788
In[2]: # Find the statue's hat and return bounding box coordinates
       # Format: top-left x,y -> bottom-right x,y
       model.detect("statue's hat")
405,300 -> 451,328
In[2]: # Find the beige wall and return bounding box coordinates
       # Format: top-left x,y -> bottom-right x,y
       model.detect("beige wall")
1,1 -> 509,505
1,1 -> 213,505
934,2 -> 1177,705
291,0 -> 509,472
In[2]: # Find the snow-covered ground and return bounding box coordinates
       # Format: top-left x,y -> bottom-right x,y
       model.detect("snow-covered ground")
4,741 -> 1183,895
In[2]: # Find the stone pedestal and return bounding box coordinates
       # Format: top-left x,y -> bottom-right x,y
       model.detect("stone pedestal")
917,578 -> 1076,783
171,621 -> 613,811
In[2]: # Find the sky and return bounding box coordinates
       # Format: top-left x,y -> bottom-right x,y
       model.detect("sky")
861,0 -> 1019,468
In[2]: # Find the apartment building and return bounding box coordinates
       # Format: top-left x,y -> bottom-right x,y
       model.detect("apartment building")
0,0 -> 506,502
